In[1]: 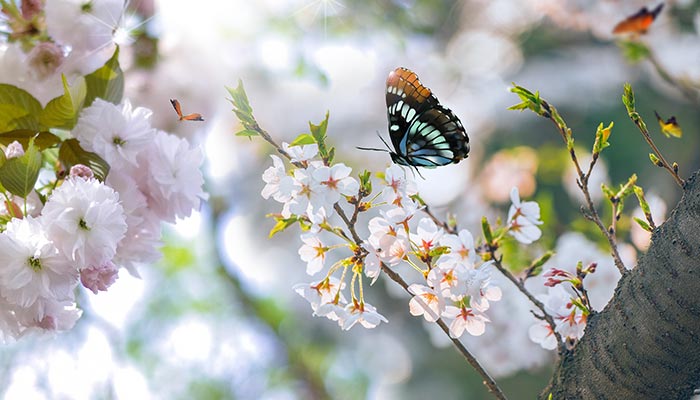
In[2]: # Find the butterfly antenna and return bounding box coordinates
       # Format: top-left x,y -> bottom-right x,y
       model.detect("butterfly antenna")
356,131 -> 393,153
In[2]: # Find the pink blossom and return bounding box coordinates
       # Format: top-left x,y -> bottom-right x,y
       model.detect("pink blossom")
80,261 -> 119,294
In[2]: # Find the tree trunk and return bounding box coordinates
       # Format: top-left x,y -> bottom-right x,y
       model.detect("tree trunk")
543,171 -> 700,399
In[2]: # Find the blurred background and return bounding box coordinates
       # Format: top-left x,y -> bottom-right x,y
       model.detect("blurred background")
2,0 -> 700,398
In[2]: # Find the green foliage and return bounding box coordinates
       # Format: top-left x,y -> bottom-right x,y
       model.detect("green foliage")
592,122 -> 613,155
289,133 -> 316,146
633,217 -> 653,232
649,152 -> 663,167
58,139 -> 110,181
622,83 -> 648,132
0,84 -> 43,131
618,40 -> 650,63
0,130 -> 61,150
0,139 -> 41,197
481,216 -> 494,246
160,245 -> 196,276
84,46 -> 124,107
359,170 -> 372,195
226,80 -> 258,137
39,75 -> 87,130
525,250 -> 554,278
268,215 -> 301,238
309,111 -> 334,164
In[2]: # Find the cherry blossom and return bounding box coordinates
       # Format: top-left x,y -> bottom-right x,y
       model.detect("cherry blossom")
342,302 -> 388,330
443,305 -> 490,337
408,284 -> 445,322
298,233 -> 328,275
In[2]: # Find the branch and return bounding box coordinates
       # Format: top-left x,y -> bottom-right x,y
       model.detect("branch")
545,114 -> 627,275
488,248 -> 565,353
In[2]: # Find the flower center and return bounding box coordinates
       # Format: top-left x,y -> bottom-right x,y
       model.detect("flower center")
113,136 -> 126,146
79,218 -> 90,231
81,1 -> 93,13
28,256 -> 42,272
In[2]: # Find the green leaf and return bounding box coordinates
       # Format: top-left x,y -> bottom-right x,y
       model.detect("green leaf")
290,133 -> 316,146
84,46 -> 123,107
593,121 -> 613,154
633,185 -> 651,215
526,250 -> 555,278
0,139 -> 42,197
226,80 -> 256,129
58,138 -> 110,181
481,216 -> 494,245
39,74 -> 87,130
0,84 -> 42,131
0,130 -> 61,151
309,111 -> 330,161
616,174 -> 638,200
649,153 -> 663,167
359,170 -> 372,195
268,216 -> 300,238
633,217 -> 653,232
622,83 -> 635,114
235,129 -> 259,137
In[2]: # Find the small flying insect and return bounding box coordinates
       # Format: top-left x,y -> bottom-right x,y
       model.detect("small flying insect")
654,110 -> 682,138
170,99 -> 204,122
613,3 -> 664,35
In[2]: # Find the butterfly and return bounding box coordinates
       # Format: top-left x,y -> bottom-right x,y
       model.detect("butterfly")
612,3 -> 664,35
170,99 -> 204,121
359,67 -> 469,170
654,110 -> 682,138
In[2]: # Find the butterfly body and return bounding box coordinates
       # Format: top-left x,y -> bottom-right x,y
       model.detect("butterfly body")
655,110 -> 682,138
613,3 -> 664,35
383,67 -> 469,168
170,99 -> 204,122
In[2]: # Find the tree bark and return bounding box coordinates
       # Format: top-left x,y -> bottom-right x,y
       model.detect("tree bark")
543,171 -> 700,399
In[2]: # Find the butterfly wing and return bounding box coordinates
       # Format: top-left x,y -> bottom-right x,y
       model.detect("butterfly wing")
385,67 -> 469,167
613,3 -> 664,34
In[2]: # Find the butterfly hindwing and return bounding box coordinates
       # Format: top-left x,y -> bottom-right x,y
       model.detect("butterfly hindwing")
385,67 -> 469,168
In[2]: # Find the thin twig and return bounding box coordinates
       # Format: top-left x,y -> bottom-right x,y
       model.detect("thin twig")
488,249 -> 565,354
422,203 -> 457,234
647,51 -> 700,107
548,118 -> 628,275
628,116 -> 685,188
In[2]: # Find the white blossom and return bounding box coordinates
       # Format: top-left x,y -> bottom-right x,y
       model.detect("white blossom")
342,302 -> 388,330
140,131 -> 207,222
73,98 -> 155,166
443,305 -> 489,337
408,284 -> 445,322
42,177 -> 127,269
0,217 -> 77,307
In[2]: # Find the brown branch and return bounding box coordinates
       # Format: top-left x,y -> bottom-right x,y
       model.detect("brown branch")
547,117 -> 627,275
627,115 -> 685,188
488,248 -> 565,354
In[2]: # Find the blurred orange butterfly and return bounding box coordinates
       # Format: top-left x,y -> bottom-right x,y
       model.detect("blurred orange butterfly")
170,99 -> 204,122
613,3 -> 664,35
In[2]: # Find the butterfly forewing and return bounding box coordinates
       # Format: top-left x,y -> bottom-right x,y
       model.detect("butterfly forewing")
385,67 -> 469,167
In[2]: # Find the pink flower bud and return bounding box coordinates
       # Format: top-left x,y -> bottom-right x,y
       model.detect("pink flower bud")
69,164 -> 94,180
28,42 -> 64,80
21,0 -> 44,19
80,261 -> 119,294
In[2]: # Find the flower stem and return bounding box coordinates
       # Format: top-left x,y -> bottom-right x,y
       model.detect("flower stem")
488,248 -> 565,354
